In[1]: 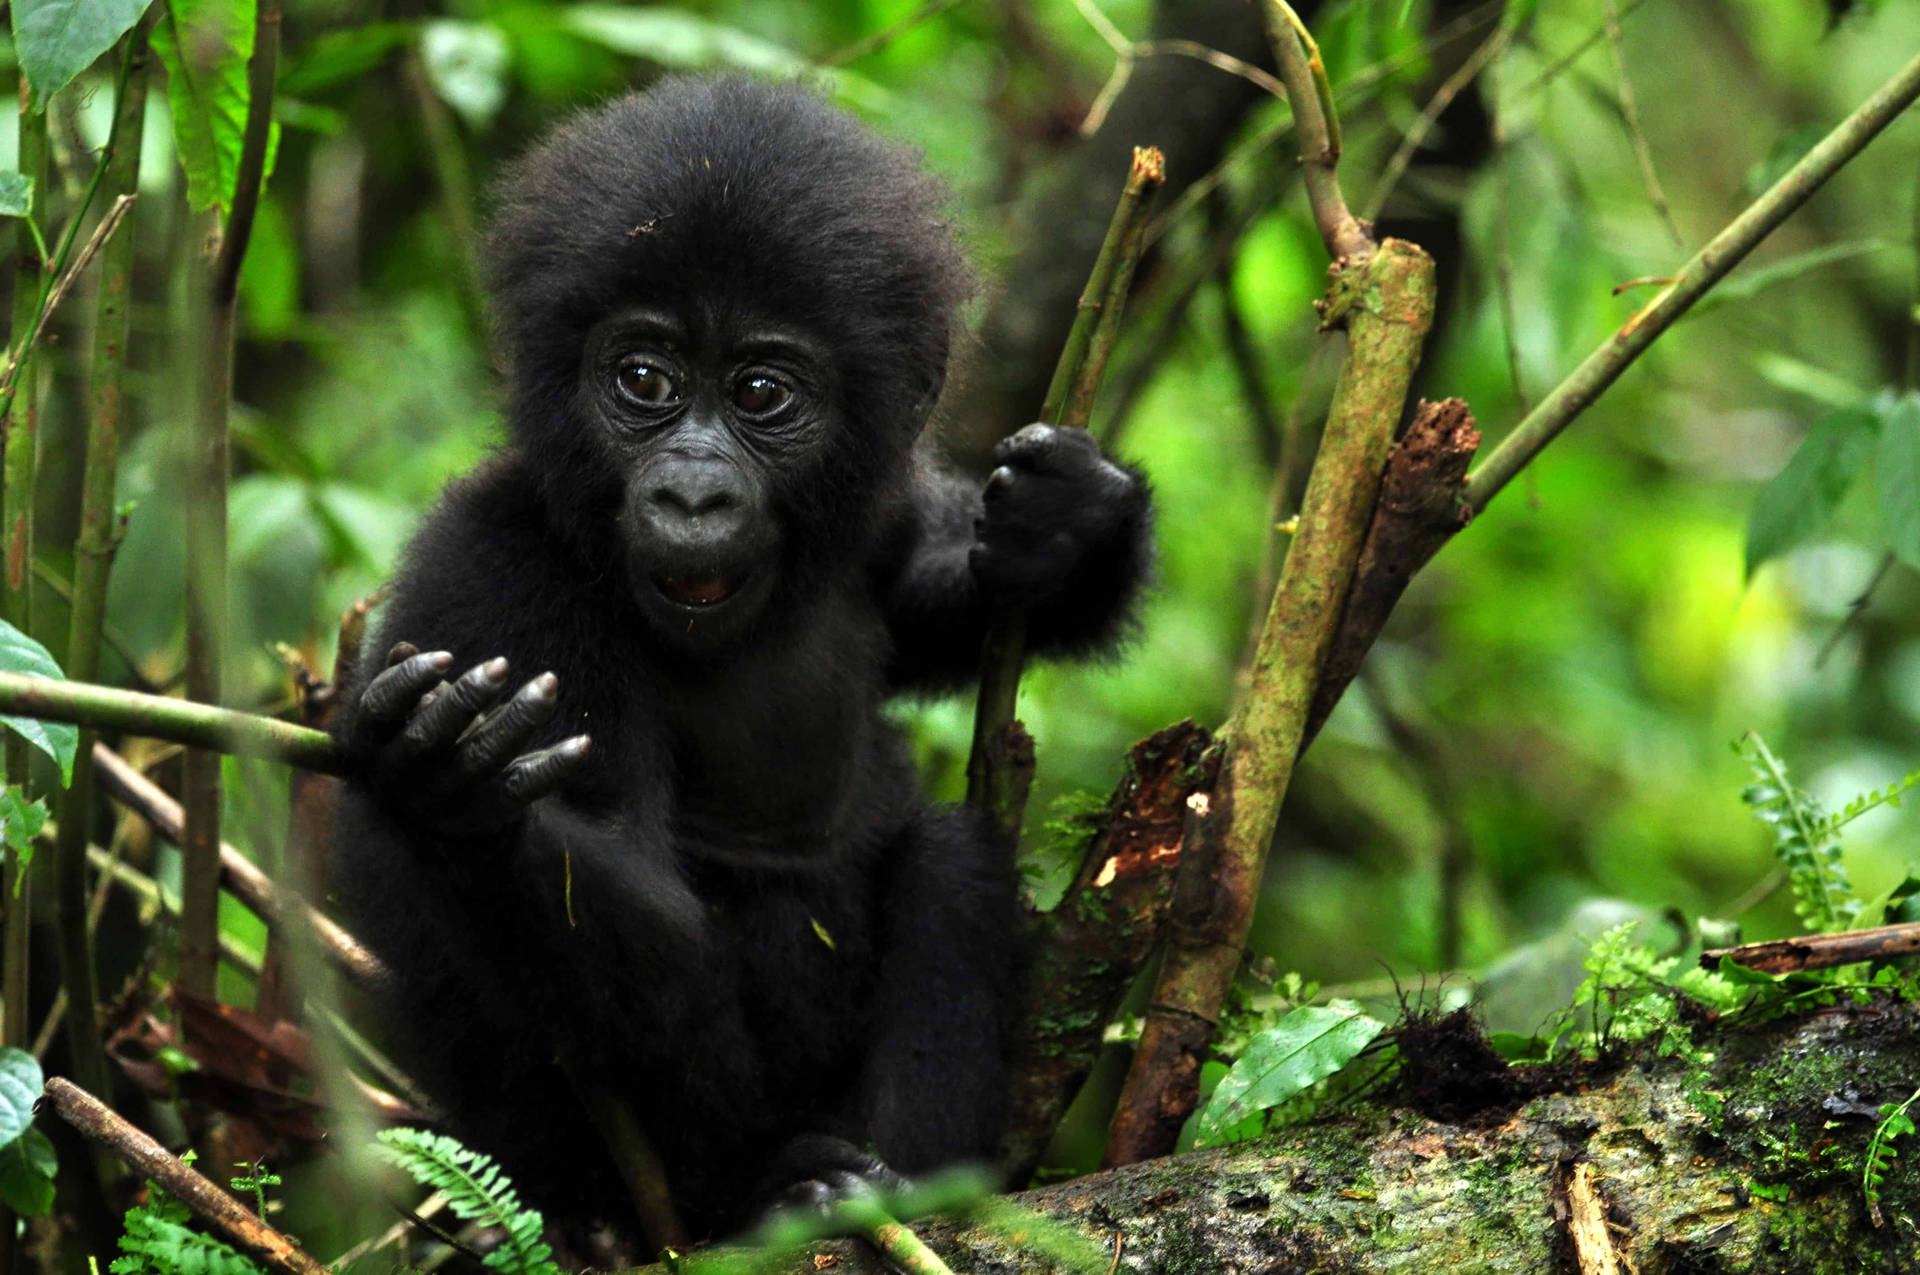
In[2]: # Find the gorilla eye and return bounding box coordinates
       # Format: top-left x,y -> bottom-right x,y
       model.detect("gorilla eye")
616,359 -> 680,406
734,375 -> 792,417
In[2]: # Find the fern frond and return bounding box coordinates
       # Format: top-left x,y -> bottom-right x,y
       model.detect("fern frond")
375,1128 -> 557,1275
1737,733 -> 1860,932
1816,763 -> 1920,839
1864,1084 -> 1919,1227
110,1194 -> 263,1275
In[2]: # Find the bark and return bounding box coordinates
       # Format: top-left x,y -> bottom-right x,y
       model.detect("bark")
769,1004 -> 1920,1273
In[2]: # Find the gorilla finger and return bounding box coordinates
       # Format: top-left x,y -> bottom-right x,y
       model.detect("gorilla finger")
384,641 -> 420,668
456,673 -> 561,776
399,658 -> 511,753
991,421 -> 1059,467
982,464 -> 1016,502
500,735 -> 591,803
358,651 -> 455,733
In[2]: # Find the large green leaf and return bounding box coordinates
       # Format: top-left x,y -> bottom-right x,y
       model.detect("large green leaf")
1744,404 -> 1879,578
0,1048 -> 41,1150
278,22 -> 413,97
152,0 -> 257,212
1877,392 -> 1920,569
0,1126 -> 55,1216
1192,1005 -> 1384,1148
0,619 -> 76,785
11,0 -> 152,110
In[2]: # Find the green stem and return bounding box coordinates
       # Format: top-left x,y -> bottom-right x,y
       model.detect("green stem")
0,673 -> 340,771
181,0 -> 281,999
1464,47 -> 1920,512
964,147 -> 1164,839
54,22 -> 150,1127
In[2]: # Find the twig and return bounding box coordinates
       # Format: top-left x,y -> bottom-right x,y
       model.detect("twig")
1464,48 -> 1920,512
965,147 -> 1164,841
42,1077 -> 332,1275
1258,0 -> 1371,261
0,195 -> 134,401
1601,0 -> 1680,245
820,0 -> 972,65
1362,24 -> 1509,225
90,743 -> 381,985
1517,0 -> 1654,98
1702,922 -> 1920,975
0,672 -> 341,771
1816,548 -> 1895,666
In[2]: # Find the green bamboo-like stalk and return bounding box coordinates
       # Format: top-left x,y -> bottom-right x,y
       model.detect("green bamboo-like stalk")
1,75 -> 47,1041
0,674 -> 339,770
1463,47 -> 1920,511
181,0 -> 281,998
0,78 -> 48,1275
963,146 -> 1164,840
52,26 -> 150,1115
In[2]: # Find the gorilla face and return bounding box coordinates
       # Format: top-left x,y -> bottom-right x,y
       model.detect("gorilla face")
587,306 -> 834,645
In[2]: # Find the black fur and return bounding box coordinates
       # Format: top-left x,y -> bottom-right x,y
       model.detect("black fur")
331,75 -> 1152,1237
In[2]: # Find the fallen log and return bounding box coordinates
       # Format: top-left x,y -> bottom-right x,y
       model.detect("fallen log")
774,1002 -> 1920,1272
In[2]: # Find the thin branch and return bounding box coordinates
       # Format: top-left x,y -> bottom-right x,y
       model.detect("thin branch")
90,743 -> 381,985
1703,922 -> 1920,975
1361,24 -> 1509,225
820,0 -> 973,65
1601,0 -> 1681,245
0,672 -> 341,771
42,1078 -> 333,1275
965,147 -> 1164,840
1258,0 -> 1371,261
1463,48 -> 1920,512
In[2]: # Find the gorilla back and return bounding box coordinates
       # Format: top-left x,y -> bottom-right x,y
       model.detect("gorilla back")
332,75 -> 1152,1236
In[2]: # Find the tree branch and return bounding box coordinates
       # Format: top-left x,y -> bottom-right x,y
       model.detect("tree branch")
0,673 -> 341,771
1463,47 -> 1920,512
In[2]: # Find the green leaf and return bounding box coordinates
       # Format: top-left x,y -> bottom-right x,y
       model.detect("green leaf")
1752,354 -> 1869,410
1192,1005 -> 1384,1148
561,6 -> 806,73
11,0 -> 152,110
0,619 -> 76,785
1878,392 -> 1920,568
0,174 -> 34,218
421,20 -> 510,129
1,787 -> 48,891
152,0 -> 257,213
1744,404 -> 1878,577
375,1128 -> 557,1275
0,1126 -> 55,1215
0,1048 -> 42,1149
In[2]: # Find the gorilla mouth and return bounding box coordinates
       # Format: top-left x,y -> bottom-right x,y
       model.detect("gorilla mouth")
654,570 -> 747,608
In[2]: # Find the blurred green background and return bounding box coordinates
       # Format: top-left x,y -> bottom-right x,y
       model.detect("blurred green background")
16,0 -> 1920,1017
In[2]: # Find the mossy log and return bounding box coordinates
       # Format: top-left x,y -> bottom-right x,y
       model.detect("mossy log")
788,1004 -> 1920,1273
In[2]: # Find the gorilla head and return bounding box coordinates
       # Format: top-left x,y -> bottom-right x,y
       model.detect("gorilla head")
485,78 -> 972,647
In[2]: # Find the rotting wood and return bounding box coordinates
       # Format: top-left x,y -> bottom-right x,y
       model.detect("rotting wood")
1703,920 -> 1920,975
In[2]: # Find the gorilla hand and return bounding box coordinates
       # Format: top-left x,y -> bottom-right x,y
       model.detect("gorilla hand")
344,643 -> 591,839
969,423 -> 1144,607
760,1134 -> 908,1220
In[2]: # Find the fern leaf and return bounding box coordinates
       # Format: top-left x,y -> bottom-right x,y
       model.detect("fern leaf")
375,1128 -> 558,1275
112,1198 -> 264,1275
1737,733 -> 1860,932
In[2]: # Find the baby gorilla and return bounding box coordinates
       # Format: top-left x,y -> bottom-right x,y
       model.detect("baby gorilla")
332,75 -> 1151,1236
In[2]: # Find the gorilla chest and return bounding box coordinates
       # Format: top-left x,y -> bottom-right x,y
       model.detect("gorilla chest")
655,667 -> 873,849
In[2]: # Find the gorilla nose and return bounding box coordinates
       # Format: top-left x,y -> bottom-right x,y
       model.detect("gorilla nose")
639,459 -> 750,546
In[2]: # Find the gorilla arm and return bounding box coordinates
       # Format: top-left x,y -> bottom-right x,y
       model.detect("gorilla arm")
881,424 -> 1153,691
